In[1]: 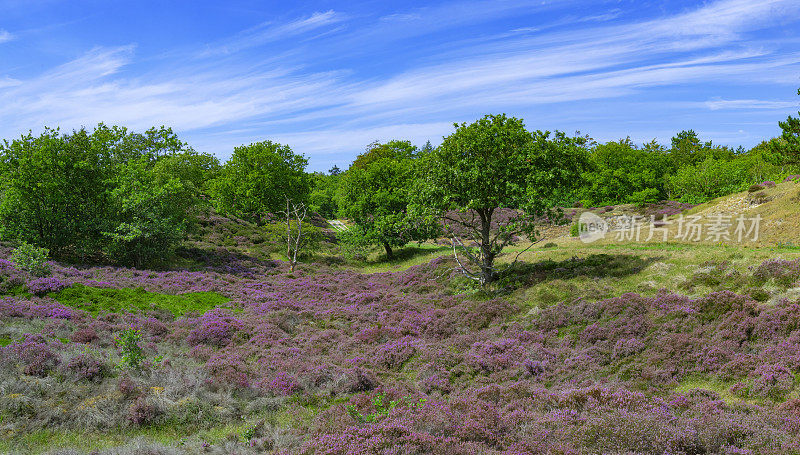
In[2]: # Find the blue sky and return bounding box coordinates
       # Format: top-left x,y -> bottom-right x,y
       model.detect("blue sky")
1,0 -> 799,171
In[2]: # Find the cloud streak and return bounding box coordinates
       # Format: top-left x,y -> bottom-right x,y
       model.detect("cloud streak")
0,0 -> 798,169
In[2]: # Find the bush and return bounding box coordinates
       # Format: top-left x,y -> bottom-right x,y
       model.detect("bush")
115,328 -> 144,369
570,221 -> 586,237
26,277 -> 67,296
10,242 -> 51,277
748,184 -> 765,193
64,351 -> 107,381
2,335 -> 59,377
127,396 -> 160,426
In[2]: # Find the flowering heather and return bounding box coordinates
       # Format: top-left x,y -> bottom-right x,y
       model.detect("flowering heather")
752,259 -> 800,287
64,351 -> 107,381
2,244 -> 800,453
26,276 -> 68,296
1,335 -> 60,377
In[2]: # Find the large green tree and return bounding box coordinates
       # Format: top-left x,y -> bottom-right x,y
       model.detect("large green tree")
581,138 -> 671,206
212,141 -> 311,223
104,157 -> 194,267
0,127 -> 111,257
417,114 -> 586,285
337,140 -> 436,259
0,124 -> 204,264
775,88 -> 800,164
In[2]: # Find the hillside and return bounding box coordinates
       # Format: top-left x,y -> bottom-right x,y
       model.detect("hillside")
546,179 -> 800,248
1,198 -> 800,454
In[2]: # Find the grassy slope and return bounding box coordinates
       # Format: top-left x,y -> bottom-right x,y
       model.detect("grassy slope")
3,188 -> 800,453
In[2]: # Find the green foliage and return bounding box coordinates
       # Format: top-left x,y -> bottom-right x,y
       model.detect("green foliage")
0,127 -> 114,257
152,150 -> 221,198
51,284 -> 230,316
211,141 -> 310,223
10,242 -> 51,277
773,88 -> 800,164
308,172 -> 340,218
115,328 -> 144,370
417,114 -> 587,283
338,140 -> 438,258
666,157 -> 756,203
580,139 -> 670,206
668,130 -> 735,169
103,157 -> 195,267
346,394 -> 428,424
0,124 -> 204,265
570,221 -> 585,237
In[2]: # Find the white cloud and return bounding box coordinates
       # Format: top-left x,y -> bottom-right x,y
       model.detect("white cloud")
705,99 -> 800,110
0,29 -> 13,43
0,0 -> 799,168
200,10 -> 343,56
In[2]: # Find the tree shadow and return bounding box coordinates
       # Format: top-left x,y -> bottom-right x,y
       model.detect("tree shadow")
505,253 -> 661,287
370,245 -> 451,266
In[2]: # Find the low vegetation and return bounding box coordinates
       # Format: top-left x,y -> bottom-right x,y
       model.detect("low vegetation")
0,93 -> 799,453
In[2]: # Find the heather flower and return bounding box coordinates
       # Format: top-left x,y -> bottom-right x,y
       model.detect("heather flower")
1,335 -> 59,377
64,351 -> 107,381
26,276 -> 67,296
187,308 -> 243,347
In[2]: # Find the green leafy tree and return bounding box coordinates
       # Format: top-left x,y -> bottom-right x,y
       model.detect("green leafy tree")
152,150 -> 221,199
308,172 -> 341,219
668,130 -> 735,169
416,114 -> 586,285
337,140 -> 436,259
775,88 -> 800,164
10,242 -> 51,277
212,141 -> 311,223
103,157 -> 194,267
666,157 -> 750,203
0,127 -> 114,258
580,138 -> 671,206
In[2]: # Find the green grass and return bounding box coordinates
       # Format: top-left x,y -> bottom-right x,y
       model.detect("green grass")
675,376 -> 760,405
0,336 -> 12,347
347,243 -> 451,274
50,285 -> 231,317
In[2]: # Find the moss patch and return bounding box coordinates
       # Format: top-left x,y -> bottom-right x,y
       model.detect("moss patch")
50,285 -> 231,317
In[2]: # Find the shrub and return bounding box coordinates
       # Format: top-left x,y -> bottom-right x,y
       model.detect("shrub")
26,276 -> 67,296
748,191 -> 771,205
64,351 -> 107,381
187,309 -> 242,347
2,335 -> 59,377
115,328 -> 144,369
570,221 -> 586,237
752,259 -> 800,287
10,242 -> 51,277
748,184 -> 765,193
127,396 -> 160,426
750,364 -> 795,400
70,327 -> 99,343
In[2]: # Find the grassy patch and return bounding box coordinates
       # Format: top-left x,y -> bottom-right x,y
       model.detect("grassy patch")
50,285 -> 231,317
349,243 -> 451,274
675,376 -> 758,405
0,336 -> 12,347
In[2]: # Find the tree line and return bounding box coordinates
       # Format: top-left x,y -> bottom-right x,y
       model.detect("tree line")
1,91 -> 798,282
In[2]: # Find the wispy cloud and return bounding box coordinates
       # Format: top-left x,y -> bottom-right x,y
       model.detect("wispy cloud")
200,10 -> 343,56
0,29 -> 13,43
705,99 -> 800,110
0,0 -> 798,169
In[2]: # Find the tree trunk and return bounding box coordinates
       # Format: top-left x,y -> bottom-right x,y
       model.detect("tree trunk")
383,243 -> 393,259
479,209 -> 495,285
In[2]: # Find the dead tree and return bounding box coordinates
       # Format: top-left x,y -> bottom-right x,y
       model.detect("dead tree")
283,198 -> 308,272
